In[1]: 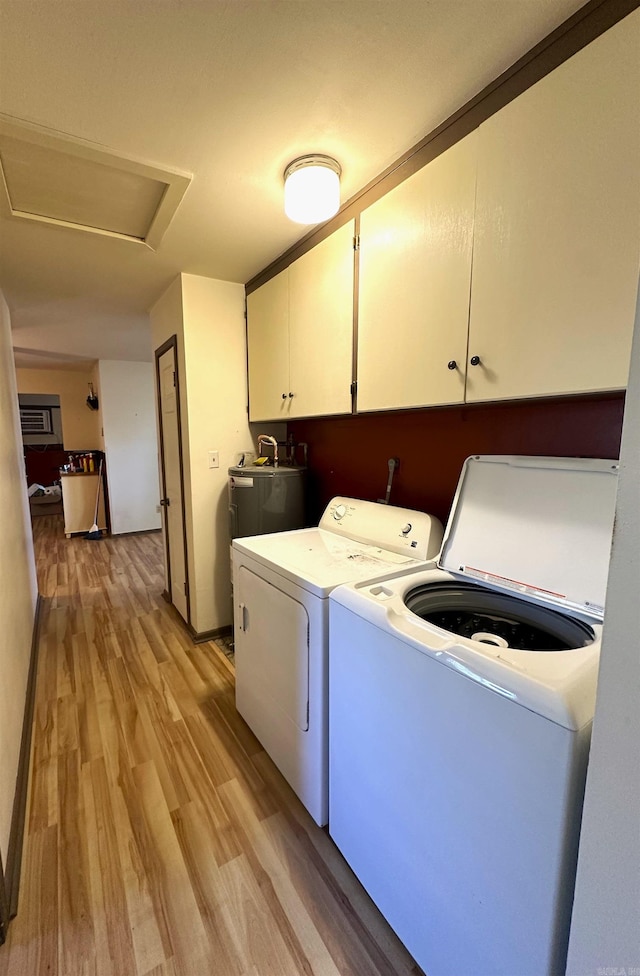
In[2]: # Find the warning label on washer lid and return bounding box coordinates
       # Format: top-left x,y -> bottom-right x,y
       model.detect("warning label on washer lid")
463,565 -> 566,601
230,476 -> 254,488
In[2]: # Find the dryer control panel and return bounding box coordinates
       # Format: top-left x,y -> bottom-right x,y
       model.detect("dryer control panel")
320,496 -> 443,561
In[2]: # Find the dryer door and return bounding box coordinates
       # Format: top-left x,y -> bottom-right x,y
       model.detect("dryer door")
235,565 -> 310,733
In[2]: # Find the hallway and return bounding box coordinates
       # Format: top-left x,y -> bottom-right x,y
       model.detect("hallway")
0,517 -> 421,976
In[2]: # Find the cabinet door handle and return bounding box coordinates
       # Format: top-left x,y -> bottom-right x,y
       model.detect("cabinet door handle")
470,355 -> 481,366
282,392 -> 287,399
288,392 -> 294,398
447,360 -> 457,370
239,603 -> 248,632
159,497 -> 170,507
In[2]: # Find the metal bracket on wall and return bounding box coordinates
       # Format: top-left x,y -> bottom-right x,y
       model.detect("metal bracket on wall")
378,457 -> 400,505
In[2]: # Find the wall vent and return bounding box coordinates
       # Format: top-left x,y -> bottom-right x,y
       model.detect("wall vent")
20,407 -> 53,435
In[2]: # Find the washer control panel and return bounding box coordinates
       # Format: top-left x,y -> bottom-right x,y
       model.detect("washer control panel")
320,496 -> 443,561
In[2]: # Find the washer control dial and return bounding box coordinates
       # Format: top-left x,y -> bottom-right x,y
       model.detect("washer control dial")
334,504 -> 348,520
401,523 -> 412,535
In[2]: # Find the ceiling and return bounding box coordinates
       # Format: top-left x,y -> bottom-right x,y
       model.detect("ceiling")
0,0 -> 587,368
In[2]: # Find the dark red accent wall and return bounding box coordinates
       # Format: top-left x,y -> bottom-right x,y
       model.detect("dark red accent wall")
289,395 -> 625,526
23,446 -> 67,487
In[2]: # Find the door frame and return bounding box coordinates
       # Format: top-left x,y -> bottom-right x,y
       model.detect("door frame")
0,852 -> 8,943
154,334 -> 191,626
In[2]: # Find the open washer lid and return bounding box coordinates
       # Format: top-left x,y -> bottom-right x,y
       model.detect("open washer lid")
439,456 -> 619,620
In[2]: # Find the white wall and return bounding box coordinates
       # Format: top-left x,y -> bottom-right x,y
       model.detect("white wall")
98,360 -> 161,534
180,273 -> 256,633
566,280 -> 640,974
0,291 -> 38,865
150,273 -> 280,634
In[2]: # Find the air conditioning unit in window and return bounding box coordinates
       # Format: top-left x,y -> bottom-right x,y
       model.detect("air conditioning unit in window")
20,407 -> 53,435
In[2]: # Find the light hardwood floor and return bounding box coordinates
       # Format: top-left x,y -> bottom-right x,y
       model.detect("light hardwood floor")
0,516 -> 423,976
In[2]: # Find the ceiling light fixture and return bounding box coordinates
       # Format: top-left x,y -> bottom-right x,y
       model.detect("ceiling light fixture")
283,154 -> 341,224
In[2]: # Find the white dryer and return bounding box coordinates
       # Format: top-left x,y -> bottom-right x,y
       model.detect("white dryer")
328,456 -> 619,976
232,496 -> 443,826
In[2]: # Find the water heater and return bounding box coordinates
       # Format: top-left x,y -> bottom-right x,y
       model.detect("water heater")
228,464 -> 306,541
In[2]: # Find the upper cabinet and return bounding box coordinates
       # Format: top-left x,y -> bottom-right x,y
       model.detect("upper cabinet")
288,222 -> 355,418
357,13 -> 640,413
248,13 -> 640,420
467,12 -> 640,402
247,221 -> 355,422
357,132 -> 477,412
246,268 -> 289,421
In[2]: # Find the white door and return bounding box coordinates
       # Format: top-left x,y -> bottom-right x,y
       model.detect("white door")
157,342 -> 189,624
235,566 -> 309,734
357,134 -> 476,411
246,268 -> 290,421
467,13 -> 640,402
288,221 -> 355,418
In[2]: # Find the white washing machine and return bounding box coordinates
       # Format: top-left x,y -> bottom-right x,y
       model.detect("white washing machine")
329,456 -> 619,976
232,496 -> 443,826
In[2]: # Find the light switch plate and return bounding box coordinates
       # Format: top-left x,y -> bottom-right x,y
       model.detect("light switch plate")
208,450 -> 219,469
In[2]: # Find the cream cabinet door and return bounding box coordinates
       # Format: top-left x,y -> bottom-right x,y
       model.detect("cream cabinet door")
357,133 -> 476,412
288,221 -> 355,419
467,12 -> 640,403
61,474 -> 106,536
247,268 -> 290,421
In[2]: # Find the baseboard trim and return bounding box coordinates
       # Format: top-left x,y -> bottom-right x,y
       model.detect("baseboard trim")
0,849 -> 8,944
111,527 -> 162,537
4,594 -> 43,921
188,623 -> 232,644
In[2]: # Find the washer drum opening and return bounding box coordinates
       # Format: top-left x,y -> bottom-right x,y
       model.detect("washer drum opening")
404,582 -> 594,651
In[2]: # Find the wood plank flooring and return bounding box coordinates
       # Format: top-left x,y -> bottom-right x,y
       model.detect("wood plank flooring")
0,516 -> 423,976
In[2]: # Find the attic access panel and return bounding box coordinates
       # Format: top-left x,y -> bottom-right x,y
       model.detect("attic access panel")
0,116 -> 191,250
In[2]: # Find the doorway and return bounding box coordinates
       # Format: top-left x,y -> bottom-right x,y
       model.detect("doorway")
18,393 -> 65,487
155,336 -> 190,625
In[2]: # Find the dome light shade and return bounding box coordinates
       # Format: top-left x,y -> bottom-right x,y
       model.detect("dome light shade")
284,155 -> 341,224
